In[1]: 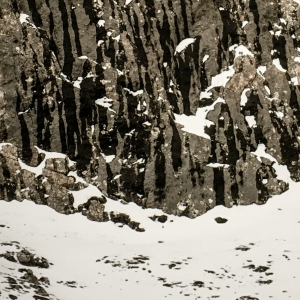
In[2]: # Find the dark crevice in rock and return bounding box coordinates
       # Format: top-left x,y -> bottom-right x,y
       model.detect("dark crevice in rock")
213,168 -> 225,206
170,116 -> 182,172
70,8 -> 83,57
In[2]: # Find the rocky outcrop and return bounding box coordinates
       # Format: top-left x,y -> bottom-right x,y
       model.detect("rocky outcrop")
1,0 -> 300,217
80,195 -> 109,222
0,143 -> 144,229
1,248 -> 50,269
0,143 -> 79,213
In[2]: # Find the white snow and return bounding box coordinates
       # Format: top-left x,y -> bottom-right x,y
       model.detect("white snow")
291,76 -> 299,85
116,69 -> 124,76
294,57 -> 300,63
280,18 -> 287,25
73,77 -> 83,89
242,21 -> 248,28
19,13 -> 30,24
274,111 -> 284,119
101,153 -> 115,163
273,58 -> 287,72
95,97 -> 114,111
112,35 -> 121,42
18,109 -> 30,115
202,54 -> 210,63
60,73 -> 71,83
17,146 -> 75,177
112,174 -> 122,180
229,44 -> 238,52
174,98 -> 225,139
240,88 -> 250,107
71,184 -> 105,207
232,45 -> 254,59
19,13 -> 37,28
200,91 -> 212,100
123,88 -> 144,96
207,66 -> 235,91
257,66 -> 267,78
97,20 -> 105,27
1,168 -> 300,299
68,171 -> 87,184
174,38 -> 196,55
264,85 -> 271,95
78,56 -> 88,60
207,163 -> 230,168
251,144 -> 290,182
245,115 -> 256,128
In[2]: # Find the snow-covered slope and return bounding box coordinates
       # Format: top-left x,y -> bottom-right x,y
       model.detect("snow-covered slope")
1,175 -> 299,299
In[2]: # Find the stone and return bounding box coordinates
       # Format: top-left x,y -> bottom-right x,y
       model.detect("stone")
215,217 -> 228,224
81,197 -> 109,222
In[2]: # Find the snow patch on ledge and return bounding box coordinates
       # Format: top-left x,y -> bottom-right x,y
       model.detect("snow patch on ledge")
202,54 -> 210,63
95,97 -> 115,112
175,38 -> 196,55
174,98 -> 225,139
251,144 -> 290,183
230,45 -> 254,59
97,20 -> 105,27
257,66 -> 267,78
273,58 -> 287,72
245,116 -> 256,128
291,76 -> 299,85
240,88 -> 250,107
19,13 -> 37,28
207,66 -> 235,91
207,163 -> 230,169
101,153 -> 115,163
17,146 -> 75,177
123,88 -> 144,96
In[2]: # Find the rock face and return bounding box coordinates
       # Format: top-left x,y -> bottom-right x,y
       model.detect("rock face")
0,0 -> 300,217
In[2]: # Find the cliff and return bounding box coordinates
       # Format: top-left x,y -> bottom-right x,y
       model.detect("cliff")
1,0 -> 300,217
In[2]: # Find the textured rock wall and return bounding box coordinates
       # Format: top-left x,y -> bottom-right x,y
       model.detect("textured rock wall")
1,0 -> 300,217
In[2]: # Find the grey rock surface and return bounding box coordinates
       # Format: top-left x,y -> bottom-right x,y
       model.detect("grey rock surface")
0,0 -> 300,217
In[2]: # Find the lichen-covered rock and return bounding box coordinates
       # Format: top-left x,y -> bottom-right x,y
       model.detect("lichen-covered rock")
45,158 -> 69,175
16,249 -> 49,269
81,196 -> 109,222
110,212 -> 145,232
45,186 -> 75,214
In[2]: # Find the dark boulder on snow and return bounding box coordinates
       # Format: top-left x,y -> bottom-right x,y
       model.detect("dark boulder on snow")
215,217 -> 228,224
110,212 -> 145,232
80,196 -> 109,222
149,215 -> 168,223
17,249 -> 49,269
